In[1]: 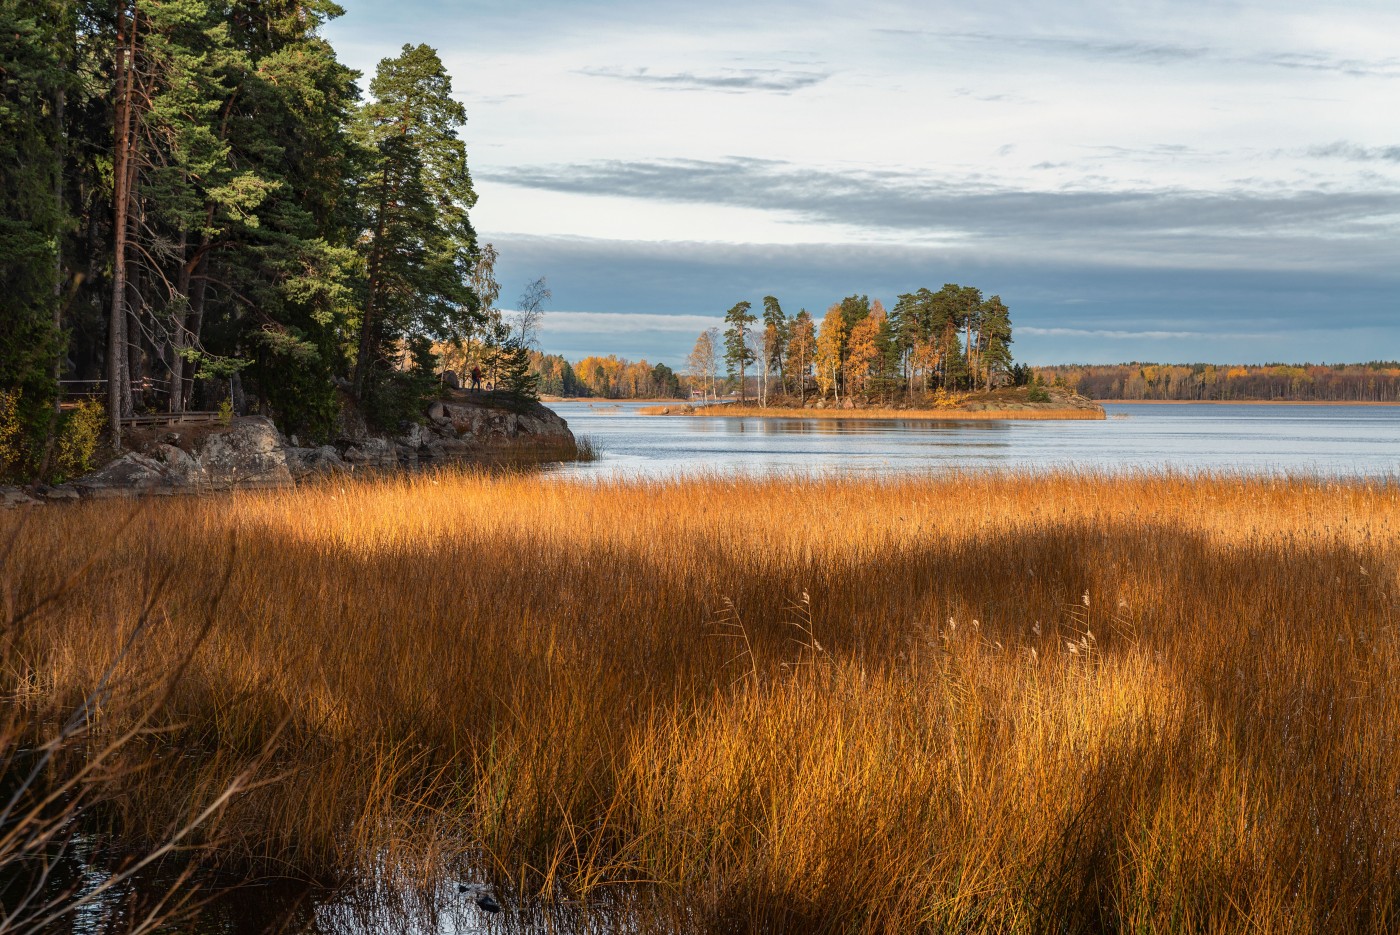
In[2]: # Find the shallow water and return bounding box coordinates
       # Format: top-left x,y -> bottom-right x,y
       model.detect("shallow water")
546,401 -> 1400,479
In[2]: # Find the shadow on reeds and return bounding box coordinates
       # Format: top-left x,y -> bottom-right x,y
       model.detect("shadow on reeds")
2,471 -> 1398,932
0,512 -> 274,932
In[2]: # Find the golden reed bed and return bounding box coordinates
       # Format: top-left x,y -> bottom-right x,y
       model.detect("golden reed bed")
3,468 -> 1398,931
640,403 -> 1106,420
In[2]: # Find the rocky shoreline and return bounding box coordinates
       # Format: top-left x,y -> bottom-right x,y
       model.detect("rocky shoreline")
1,392 -> 576,507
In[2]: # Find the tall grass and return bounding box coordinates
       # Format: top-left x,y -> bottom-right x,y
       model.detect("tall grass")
3,469 -> 1398,931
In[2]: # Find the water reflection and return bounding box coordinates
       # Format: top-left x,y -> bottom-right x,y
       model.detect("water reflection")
704,417 -> 1011,436
190,881 -> 644,935
546,401 -> 1400,479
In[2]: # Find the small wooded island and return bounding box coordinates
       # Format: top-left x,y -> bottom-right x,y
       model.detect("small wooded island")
639,289 -> 1103,419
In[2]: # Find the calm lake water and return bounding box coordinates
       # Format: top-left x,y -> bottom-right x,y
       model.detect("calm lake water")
547,401 -> 1400,479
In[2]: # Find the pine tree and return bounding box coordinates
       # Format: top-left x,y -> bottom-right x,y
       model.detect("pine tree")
722,300 -> 755,403
760,294 -> 786,398
979,294 -> 1014,389
353,43 -> 480,422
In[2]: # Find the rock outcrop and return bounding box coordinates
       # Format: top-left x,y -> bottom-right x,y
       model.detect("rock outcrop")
424,395 -> 574,446
2,393 -> 578,506
69,416 -> 294,498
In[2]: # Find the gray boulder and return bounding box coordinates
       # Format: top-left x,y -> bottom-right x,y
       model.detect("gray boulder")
71,451 -> 177,497
0,487 -> 40,509
284,445 -> 348,480
194,416 -> 293,488
398,422 -> 431,449
343,437 -> 397,468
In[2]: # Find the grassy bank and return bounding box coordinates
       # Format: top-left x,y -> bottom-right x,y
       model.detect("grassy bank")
3,469 -> 1399,931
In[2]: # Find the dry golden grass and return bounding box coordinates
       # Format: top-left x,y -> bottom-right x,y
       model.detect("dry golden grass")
640,404 -> 1105,420
3,468 -> 1399,931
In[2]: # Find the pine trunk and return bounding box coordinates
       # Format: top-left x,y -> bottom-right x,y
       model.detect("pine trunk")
108,2 -> 136,447
38,77 -> 66,480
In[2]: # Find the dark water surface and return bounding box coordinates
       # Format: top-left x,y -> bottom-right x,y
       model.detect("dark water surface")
546,401 -> 1400,478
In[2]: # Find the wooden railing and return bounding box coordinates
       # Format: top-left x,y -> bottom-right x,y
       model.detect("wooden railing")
58,379 -> 220,425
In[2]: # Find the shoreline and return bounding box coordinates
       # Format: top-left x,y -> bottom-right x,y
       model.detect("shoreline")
640,404 -> 1105,421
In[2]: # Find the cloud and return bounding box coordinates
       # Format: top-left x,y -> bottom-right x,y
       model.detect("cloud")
578,66 -> 830,93
1259,51 -> 1400,79
480,157 -> 1400,273
880,29 -> 1400,78
944,32 -> 1210,66
540,311 -> 724,333
1306,141 -> 1400,162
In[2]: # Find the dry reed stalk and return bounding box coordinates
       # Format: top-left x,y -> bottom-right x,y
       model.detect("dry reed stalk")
2,468 -> 1397,932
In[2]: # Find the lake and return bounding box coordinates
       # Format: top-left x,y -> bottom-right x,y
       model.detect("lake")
546,401 -> 1400,479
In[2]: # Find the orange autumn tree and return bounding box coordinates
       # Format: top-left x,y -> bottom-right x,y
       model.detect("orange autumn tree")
845,299 -> 886,396
814,303 -> 846,400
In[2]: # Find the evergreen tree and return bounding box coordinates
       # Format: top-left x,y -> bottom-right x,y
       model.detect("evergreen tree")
353,43 -> 480,422
761,294 -> 787,397
722,300 -> 755,403
498,338 -> 538,399
979,294 -> 1014,389
650,362 -> 682,398
839,294 -> 870,333
207,0 -> 362,440
0,0 -> 68,474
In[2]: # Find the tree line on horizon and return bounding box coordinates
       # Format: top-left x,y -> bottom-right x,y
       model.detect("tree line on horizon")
0,0 -> 528,482
527,352 -> 685,399
1039,362 -> 1400,402
686,286 -> 1015,405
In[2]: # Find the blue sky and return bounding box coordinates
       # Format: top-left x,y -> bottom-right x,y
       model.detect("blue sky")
325,1 -> 1400,367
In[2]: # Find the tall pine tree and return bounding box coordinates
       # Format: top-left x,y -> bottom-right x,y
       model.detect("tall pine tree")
722,300 -> 755,404
353,43 -> 480,423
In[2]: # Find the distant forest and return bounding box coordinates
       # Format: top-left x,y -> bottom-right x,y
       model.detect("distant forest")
529,352 -> 685,399
1037,362 -> 1400,402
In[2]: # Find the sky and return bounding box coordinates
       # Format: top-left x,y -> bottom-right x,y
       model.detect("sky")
324,1 -> 1400,367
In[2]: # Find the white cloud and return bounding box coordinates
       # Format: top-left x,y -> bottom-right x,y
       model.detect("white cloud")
540,311 -> 725,334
